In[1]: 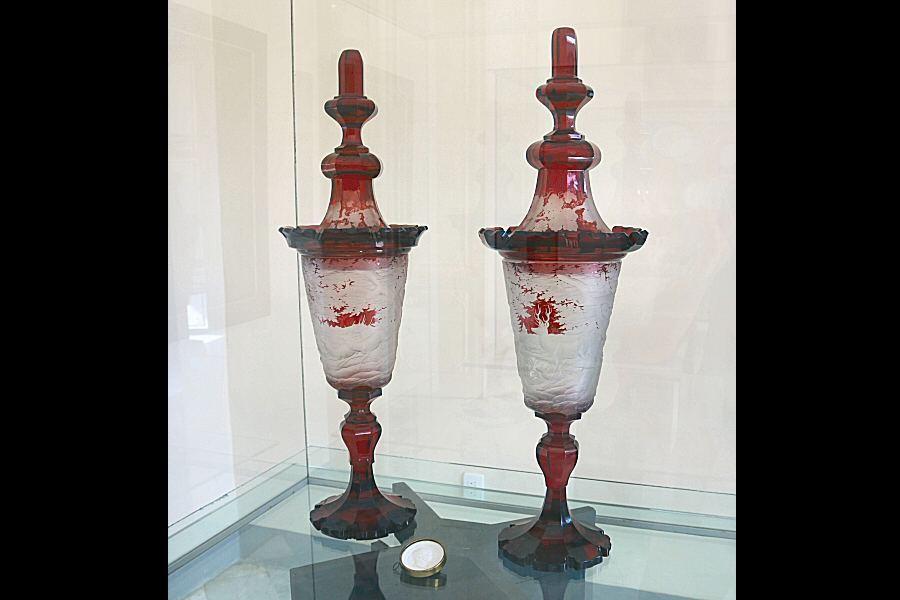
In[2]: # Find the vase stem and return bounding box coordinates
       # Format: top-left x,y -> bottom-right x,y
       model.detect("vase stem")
536,412 -> 579,529
309,388 -> 416,540
498,411 -> 610,571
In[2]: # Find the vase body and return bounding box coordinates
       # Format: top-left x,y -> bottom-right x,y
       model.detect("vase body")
302,255 -> 408,391
502,259 -> 619,416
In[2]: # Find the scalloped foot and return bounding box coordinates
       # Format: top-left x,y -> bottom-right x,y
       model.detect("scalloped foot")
498,516 -> 611,572
311,487 -> 416,540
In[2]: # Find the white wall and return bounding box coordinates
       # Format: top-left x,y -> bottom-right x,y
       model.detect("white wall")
168,0 -> 307,526
298,0 -> 735,494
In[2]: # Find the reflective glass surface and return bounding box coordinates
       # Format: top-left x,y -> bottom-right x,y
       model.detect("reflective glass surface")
169,480 -> 735,600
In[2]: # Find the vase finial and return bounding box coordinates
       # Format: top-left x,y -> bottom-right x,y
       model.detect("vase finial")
338,49 -> 364,95
551,27 -> 578,79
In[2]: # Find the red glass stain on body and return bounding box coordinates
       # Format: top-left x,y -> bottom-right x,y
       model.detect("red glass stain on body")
322,305 -> 378,328
575,208 -> 598,232
518,296 -> 566,334
598,262 -> 613,281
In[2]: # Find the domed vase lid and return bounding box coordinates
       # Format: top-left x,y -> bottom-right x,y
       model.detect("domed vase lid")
281,50 -> 426,256
479,28 -> 647,262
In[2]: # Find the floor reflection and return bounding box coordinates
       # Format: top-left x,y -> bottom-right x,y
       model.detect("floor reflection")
348,548 -> 385,600
500,555 -> 586,599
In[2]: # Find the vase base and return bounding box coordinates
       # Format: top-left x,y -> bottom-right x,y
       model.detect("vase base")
498,515 -> 611,572
311,488 -> 416,540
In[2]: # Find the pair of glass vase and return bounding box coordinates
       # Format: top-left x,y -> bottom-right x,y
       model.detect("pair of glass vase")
280,28 -> 647,573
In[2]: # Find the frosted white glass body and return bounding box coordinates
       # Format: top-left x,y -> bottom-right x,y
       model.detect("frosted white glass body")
301,255 -> 409,390
502,260 -> 620,415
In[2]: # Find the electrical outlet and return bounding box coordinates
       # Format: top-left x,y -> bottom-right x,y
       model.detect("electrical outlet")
463,473 -> 484,500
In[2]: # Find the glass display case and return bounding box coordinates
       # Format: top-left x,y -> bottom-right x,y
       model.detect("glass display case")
169,1 -> 735,598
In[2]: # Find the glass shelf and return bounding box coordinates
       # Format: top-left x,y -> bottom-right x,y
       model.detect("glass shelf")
168,451 -> 734,600
168,451 -> 309,570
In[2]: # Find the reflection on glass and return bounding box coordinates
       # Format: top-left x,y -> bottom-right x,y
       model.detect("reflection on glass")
349,550 -> 386,600
186,293 -> 209,330
289,483 -> 602,600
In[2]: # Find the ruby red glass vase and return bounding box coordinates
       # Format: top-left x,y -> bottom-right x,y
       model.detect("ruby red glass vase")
480,28 -> 648,572
280,49 -> 426,540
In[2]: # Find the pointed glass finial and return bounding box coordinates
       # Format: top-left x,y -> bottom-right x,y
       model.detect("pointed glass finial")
480,27 -> 647,261
551,27 -> 578,78
338,49 -> 364,95
518,27 -> 606,234
280,50 -> 425,257
319,49 -> 387,230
